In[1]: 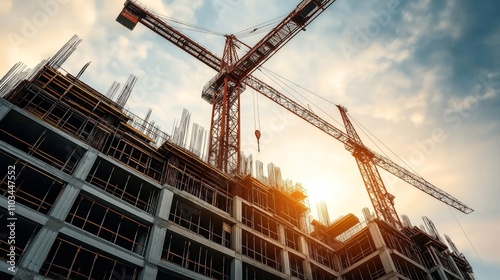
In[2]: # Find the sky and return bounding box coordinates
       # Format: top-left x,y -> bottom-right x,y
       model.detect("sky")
1,0 -> 499,278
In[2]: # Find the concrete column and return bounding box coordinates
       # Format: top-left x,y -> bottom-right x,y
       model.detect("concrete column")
232,225 -> 242,253
298,235 -> 313,279
144,225 -> 167,264
0,101 -> 10,120
298,214 -> 307,232
48,180 -> 82,220
368,222 -> 398,275
19,222 -> 61,272
278,224 -> 286,245
71,148 -> 99,180
232,196 -> 242,222
303,260 -> 313,280
232,196 -> 243,253
138,264 -> 158,280
298,235 -> 309,256
230,258 -> 242,280
281,250 -> 290,276
156,188 -> 174,221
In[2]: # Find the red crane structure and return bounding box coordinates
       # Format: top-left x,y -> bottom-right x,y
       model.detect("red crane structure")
116,0 -> 473,229
117,0 -> 336,174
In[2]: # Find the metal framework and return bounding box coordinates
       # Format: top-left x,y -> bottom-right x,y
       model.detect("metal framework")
337,105 -> 402,229
116,0 -> 473,228
118,0 -> 336,174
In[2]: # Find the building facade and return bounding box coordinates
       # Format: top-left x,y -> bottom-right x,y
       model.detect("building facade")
0,57 -> 475,279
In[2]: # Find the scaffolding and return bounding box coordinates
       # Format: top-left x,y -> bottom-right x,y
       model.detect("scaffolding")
66,194 -> 150,255
0,208 -> 41,264
161,231 -> 231,280
169,196 -> 231,249
241,229 -> 282,271
0,150 -> 67,214
85,157 -> 160,215
40,235 -> 139,280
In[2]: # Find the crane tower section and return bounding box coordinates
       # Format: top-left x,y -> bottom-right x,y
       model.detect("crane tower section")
117,0 -> 336,174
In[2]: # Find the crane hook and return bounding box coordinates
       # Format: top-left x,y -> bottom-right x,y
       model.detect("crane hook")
255,129 -> 261,152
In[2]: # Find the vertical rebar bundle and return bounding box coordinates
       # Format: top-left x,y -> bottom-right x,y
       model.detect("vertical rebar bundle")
116,74 -> 137,107
0,62 -> 27,97
171,108 -> 191,147
106,81 -> 121,101
47,35 -> 82,70
189,123 -> 205,157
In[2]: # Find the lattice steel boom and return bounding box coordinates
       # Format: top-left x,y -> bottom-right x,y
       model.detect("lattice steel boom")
117,0 -> 473,220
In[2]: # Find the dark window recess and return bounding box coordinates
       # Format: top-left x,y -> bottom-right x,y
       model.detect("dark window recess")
380,226 -> 424,266
0,110 -> 85,174
156,269 -> 192,280
242,204 -> 279,241
285,227 -> 300,252
392,253 -> 429,280
40,235 -> 139,280
289,252 -> 306,280
0,150 -> 66,214
341,255 -> 385,280
308,239 -> 338,270
165,162 -> 232,214
241,230 -> 282,272
242,263 -> 285,280
102,132 -> 166,182
162,231 -> 231,280
311,263 -> 336,280
338,230 -> 376,269
86,157 -> 159,215
274,197 -> 301,228
0,208 -> 41,263
169,197 -> 231,248
66,194 -> 150,255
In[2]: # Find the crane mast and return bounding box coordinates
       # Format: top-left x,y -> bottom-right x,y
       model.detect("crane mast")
337,105 -> 402,229
244,76 -> 473,215
118,0 -> 336,174
117,0 -> 473,228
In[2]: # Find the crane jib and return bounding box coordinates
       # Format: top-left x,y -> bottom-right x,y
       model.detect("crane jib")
116,0 -> 473,218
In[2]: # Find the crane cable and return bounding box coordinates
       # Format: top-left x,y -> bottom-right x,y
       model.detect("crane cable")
233,13 -> 287,38
261,66 -> 414,170
262,66 -> 489,279
154,12 -> 225,36
252,87 -> 261,152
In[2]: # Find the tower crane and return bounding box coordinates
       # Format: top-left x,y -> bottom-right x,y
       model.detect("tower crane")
117,0 -> 337,174
116,1 -> 473,229
338,105 -> 402,229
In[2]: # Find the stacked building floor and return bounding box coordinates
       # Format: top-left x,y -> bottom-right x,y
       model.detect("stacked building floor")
0,62 -> 475,279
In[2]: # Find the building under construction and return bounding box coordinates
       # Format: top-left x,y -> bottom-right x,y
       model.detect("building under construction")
0,0 -> 477,279
0,36 -> 476,280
